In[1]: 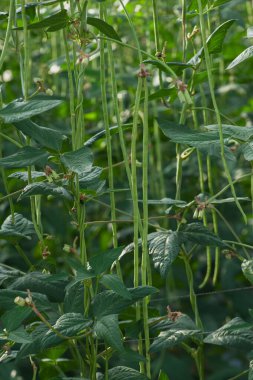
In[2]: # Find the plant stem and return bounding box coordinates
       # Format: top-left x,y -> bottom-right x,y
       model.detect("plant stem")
0,0 -> 15,71
141,77 -> 151,377
197,0 -> 247,223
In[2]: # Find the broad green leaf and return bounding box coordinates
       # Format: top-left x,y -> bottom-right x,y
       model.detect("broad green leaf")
0,289 -> 51,311
242,260 -> 253,285
92,286 -> 158,318
188,20 -> 235,65
149,232 -> 181,277
87,17 -> 121,41
2,306 -> 32,331
79,167 -> 105,194
16,323 -> 50,359
13,120 -> 65,151
0,96 -> 63,123
0,146 -> 49,168
8,326 -> 32,344
178,223 -> 225,247
206,124 -> 253,142
158,122 -> 235,161
226,46 -> 253,70
65,267 -> 95,291
64,282 -> 84,314
13,9 -> 69,32
119,232 -> 161,261
94,314 -> 124,351
106,366 -> 149,380
8,171 -> 45,181
150,313 -> 197,333
18,182 -> 73,201
89,247 -> 124,275
60,146 -> 93,174
84,124 -> 131,147
41,313 -> 92,349
240,142 -> 253,161
100,274 -> 132,300
9,272 -> 67,302
150,329 -> 201,352
204,317 -> 253,349
0,265 -> 23,287
0,213 -> 35,241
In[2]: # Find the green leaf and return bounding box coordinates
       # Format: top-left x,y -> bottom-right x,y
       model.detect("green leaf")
0,12 -> 8,20
9,272 -> 66,302
188,20 -> 235,65
150,329 -> 201,352
13,9 -> 69,32
94,314 -> 124,351
87,17 -> 121,41
158,371 -> 170,380
0,96 -> 63,123
143,60 -> 172,74
9,171 -> 45,182
92,286 -> 158,318
100,274 -> 132,300
60,146 -> 93,174
240,142 -> 253,161
188,0 -> 208,11
149,232 -> 181,277
0,289 -> 51,311
242,260 -> 253,285
0,213 -> 35,242
226,46 -> 253,70
178,223 -> 225,247
89,247 -> 124,275
204,317 -> 253,350
41,313 -> 92,349
64,282 -> 84,314
158,122 -> 235,161
0,146 -> 49,168
150,313 -> 198,334
206,124 -> 253,142
8,326 -> 33,344
84,124 -> 132,147
212,0 -> 233,7
18,182 -> 73,201
13,119 -> 65,151
105,366 -> 149,380
2,306 -> 33,331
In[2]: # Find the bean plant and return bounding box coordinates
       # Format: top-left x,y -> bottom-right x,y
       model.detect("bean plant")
0,0 -> 253,379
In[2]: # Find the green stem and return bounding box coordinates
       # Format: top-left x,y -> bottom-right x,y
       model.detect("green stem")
141,77 -> 151,377
100,4 -> 118,253
197,0 -> 247,223
0,0 -> 15,71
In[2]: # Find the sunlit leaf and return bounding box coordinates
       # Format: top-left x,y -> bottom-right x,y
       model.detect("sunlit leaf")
0,96 -> 63,123
226,46 -> 253,69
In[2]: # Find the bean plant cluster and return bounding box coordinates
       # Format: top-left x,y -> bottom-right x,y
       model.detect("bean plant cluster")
0,0 -> 253,379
